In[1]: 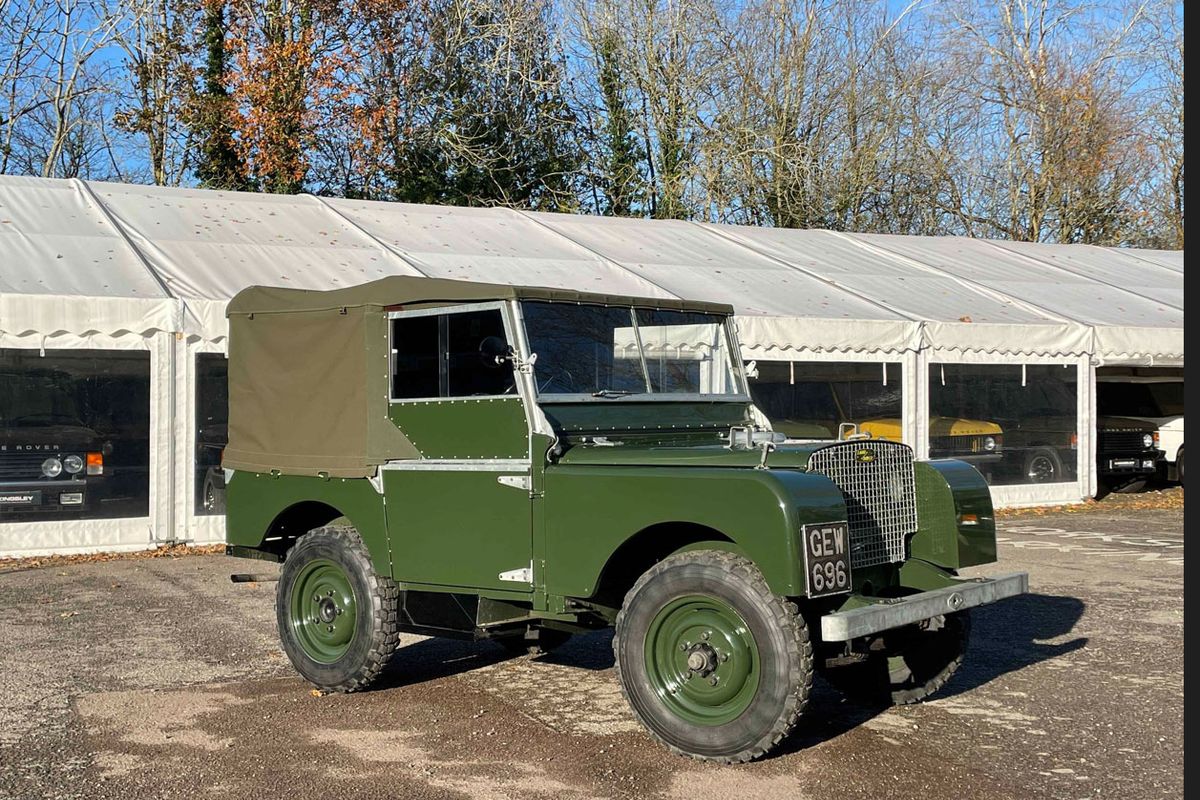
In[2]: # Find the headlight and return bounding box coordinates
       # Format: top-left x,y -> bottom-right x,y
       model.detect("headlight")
63,454 -> 84,474
982,436 -> 997,451
41,457 -> 63,478
1142,433 -> 1154,449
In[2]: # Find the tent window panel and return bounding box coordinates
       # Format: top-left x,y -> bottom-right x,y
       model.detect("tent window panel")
1,348 -> 151,522
195,354 -> 228,516
747,361 -> 902,441
929,363 -> 1078,487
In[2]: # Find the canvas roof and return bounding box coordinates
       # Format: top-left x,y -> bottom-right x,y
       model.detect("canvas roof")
0,175 -> 1183,363
227,275 -> 734,317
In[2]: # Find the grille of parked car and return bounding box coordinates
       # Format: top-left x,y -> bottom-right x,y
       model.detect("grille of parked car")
0,453 -> 53,480
930,434 -> 1000,455
806,440 -> 918,569
1099,431 -> 1152,452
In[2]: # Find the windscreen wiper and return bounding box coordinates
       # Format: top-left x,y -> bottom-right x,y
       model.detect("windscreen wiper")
592,389 -> 635,398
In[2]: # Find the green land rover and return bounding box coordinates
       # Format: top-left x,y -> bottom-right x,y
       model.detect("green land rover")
223,277 -> 1028,763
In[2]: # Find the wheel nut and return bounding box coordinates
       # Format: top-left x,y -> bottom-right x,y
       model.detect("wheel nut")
327,589 -> 334,596
326,625 -> 334,632
336,608 -> 343,616
701,631 -> 710,640
709,676 -> 719,686
720,653 -> 729,663
679,644 -> 687,651
313,593 -> 320,602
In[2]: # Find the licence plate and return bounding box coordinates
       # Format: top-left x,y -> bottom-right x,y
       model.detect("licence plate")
0,490 -> 42,506
1111,458 -> 1138,468
802,521 -> 853,598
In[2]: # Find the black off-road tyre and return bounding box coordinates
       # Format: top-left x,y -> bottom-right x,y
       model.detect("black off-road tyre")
202,470 -> 225,514
822,610 -> 971,706
1023,447 -> 1064,484
497,628 -> 573,657
613,550 -> 813,764
276,524 -> 400,693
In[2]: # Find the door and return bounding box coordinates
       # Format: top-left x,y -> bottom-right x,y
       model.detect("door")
383,303 -> 533,592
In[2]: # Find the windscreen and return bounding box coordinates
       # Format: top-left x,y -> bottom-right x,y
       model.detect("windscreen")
521,302 -> 742,398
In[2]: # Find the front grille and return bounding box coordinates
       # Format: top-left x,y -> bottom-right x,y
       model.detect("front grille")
930,434 -> 999,455
0,454 -> 51,480
1099,431 -> 1151,452
807,440 -> 918,569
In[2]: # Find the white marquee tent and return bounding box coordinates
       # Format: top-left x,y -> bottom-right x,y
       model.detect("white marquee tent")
0,176 -> 1184,556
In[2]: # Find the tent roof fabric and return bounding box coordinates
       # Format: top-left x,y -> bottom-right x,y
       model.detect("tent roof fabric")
0,175 -> 1183,362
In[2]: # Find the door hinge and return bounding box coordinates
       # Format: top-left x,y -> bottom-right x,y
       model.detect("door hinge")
498,562 -> 534,583
497,474 -> 532,492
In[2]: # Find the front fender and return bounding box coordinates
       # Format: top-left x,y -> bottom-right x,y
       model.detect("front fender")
543,466 -> 847,598
909,459 -> 997,569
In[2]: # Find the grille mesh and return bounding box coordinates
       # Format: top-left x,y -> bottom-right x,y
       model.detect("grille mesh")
1099,431 -> 1150,452
807,440 -> 918,569
0,454 -> 50,480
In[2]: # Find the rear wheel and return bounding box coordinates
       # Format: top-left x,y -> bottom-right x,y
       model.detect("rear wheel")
276,524 -> 400,692
822,610 -> 970,705
613,550 -> 812,764
1023,448 -> 1063,484
201,470 -> 225,513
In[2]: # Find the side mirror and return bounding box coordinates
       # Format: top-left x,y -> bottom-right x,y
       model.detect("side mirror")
479,336 -> 514,368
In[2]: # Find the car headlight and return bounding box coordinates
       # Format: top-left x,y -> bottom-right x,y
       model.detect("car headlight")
1142,433 -> 1154,449
42,457 -> 63,478
63,454 -> 84,474
982,436 -> 997,451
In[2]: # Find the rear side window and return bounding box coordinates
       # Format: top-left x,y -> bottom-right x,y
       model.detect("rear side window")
391,309 -> 516,400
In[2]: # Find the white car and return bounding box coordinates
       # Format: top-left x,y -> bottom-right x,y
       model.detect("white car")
1097,378 -> 1184,484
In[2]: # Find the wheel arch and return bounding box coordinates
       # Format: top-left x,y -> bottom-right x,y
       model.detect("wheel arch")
588,521 -> 743,609
259,500 -> 345,557
225,472 -> 392,574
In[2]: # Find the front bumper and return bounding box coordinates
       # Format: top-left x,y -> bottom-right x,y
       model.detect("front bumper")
1099,452 -> 1161,476
820,572 -> 1029,642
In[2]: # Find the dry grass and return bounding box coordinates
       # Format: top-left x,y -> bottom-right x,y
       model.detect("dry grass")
0,543 -> 226,572
996,486 -> 1184,518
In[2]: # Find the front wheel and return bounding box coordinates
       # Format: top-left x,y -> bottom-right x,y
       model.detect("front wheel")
1023,447 -> 1064,484
613,550 -> 812,764
822,610 -> 970,706
276,524 -> 400,692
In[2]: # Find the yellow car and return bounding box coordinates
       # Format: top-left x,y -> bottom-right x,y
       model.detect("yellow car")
857,417 -> 1004,468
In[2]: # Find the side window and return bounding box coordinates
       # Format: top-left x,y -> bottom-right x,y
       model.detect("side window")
391,308 -> 516,400
392,315 -> 440,399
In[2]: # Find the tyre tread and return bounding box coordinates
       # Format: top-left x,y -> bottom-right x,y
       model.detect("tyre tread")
278,524 -> 400,693
612,549 -> 812,764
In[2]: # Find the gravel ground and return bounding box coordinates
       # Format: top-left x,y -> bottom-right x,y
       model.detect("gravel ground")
0,495 -> 1183,799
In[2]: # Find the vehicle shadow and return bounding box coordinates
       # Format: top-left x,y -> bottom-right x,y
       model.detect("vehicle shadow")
370,592 -> 1086,758
376,627 -> 618,689
937,591 -> 1087,701
372,636 -> 514,690
770,591 -> 1087,758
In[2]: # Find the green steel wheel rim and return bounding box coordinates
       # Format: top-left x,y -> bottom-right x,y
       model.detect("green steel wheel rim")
644,594 -> 760,727
288,558 -> 358,664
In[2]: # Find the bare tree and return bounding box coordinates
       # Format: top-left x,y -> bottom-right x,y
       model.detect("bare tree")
936,0 -> 1148,243
103,0 -> 197,186
1128,0 -> 1183,248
